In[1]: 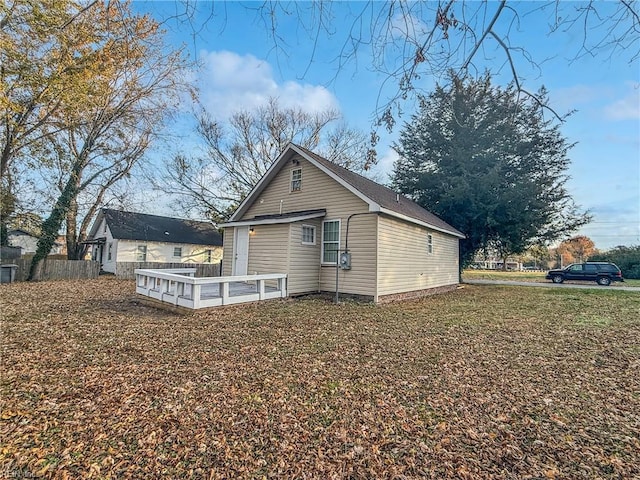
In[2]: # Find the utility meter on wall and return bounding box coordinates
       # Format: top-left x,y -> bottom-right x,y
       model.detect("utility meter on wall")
339,252 -> 351,270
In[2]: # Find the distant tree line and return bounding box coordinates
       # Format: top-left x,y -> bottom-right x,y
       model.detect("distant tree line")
556,236 -> 596,265
590,246 -> 640,279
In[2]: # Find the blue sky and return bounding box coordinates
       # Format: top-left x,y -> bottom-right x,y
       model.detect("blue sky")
135,1 -> 639,250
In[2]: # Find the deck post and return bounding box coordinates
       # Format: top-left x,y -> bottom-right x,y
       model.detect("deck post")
221,282 -> 230,305
279,277 -> 287,297
258,279 -> 265,300
192,284 -> 202,309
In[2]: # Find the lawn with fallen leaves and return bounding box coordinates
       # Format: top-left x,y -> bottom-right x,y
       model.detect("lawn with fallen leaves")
1,278 -> 639,479
462,270 -> 640,287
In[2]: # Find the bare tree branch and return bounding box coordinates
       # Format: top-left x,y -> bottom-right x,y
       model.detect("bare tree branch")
155,97 -> 370,223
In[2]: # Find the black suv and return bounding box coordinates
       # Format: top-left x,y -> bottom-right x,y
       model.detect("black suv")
546,262 -> 624,286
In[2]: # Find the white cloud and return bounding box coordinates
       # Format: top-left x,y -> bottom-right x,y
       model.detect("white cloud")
389,11 -> 429,40
369,147 -> 399,183
548,82 -> 640,121
603,83 -> 640,120
378,147 -> 399,174
549,84 -> 608,114
198,50 -> 339,118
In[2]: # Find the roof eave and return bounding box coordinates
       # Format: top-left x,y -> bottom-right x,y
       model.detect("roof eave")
229,144 -> 382,221
87,210 -> 106,239
290,144 -> 381,210
229,145 -> 296,221
378,207 -> 466,238
226,144 -> 462,238
220,210 -> 327,228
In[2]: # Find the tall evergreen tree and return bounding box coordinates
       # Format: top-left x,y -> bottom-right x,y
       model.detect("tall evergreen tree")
392,73 -> 590,267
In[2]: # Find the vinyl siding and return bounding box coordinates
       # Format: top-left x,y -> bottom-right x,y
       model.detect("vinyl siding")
247,224 -> 290,287
239,155 -> 377,297
243,156 -> 369,219
377,215 -> 459,296
100,226 -> 117,273
318,213 -> 378,297
222,228 -> 234,276
115,240 -> 222,265
8,232 -> 39,254
288,220 -> 322,294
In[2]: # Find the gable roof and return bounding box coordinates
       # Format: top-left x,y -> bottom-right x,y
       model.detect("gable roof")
221,209 -> 327,228
8,229 -> 63,246
230,143 -> 465,238
8,229 -> 38,238
93,209 -> 223,246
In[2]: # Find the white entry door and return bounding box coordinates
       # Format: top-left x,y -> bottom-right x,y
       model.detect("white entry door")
233,226 -> 249,276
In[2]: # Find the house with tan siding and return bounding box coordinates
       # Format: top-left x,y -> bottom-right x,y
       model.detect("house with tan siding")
220,143 -> 465,303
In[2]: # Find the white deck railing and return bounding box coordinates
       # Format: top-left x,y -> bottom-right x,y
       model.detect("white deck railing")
134,268 -> 287,309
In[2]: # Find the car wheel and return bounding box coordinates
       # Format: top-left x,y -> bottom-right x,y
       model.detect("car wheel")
597,276 -> 611,286
552,274 -> 564,284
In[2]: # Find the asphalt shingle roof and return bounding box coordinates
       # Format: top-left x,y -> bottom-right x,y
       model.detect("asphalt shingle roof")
293,145 -> 464,237
252,209 -> 327,221
102,209 -> 222,246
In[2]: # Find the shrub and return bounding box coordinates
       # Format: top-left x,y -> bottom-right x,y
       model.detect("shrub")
590,245 -> 640,279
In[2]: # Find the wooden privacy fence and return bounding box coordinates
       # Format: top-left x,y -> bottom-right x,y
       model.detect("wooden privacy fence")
116,261 -> 221,279
1,246 -> 21,261
4,259 -> 221,282
12,259 -> 100,282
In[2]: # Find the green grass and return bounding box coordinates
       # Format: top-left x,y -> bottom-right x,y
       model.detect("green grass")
462,268 -> 640,286
1,278 -> 639,479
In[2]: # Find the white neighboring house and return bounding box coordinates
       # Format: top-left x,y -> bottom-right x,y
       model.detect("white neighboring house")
87,209 -> 223,274
8,229 -> 64,256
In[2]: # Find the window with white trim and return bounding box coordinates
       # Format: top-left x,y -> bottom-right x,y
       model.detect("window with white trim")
136,245 -> 147,262
290,168 -> 302,192
302,225 -> 316,245
322,220 -> 340,264
427,234 -> 433,254
107,243 -> 112,261
173,246 -> 182,258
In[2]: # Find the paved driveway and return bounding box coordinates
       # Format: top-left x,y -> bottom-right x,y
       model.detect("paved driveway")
464,279 -> 640,292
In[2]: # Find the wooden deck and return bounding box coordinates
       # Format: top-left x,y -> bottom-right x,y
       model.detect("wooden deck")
134,268 -> 287,309
200,281 -> 280,299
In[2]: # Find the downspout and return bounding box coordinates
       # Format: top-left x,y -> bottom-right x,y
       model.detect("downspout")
334,245 -> 340,304
344,212 -> 379,252
335,211 -> 379,304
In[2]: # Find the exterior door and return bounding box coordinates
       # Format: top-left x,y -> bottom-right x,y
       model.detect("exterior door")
233,226 -> 249,276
